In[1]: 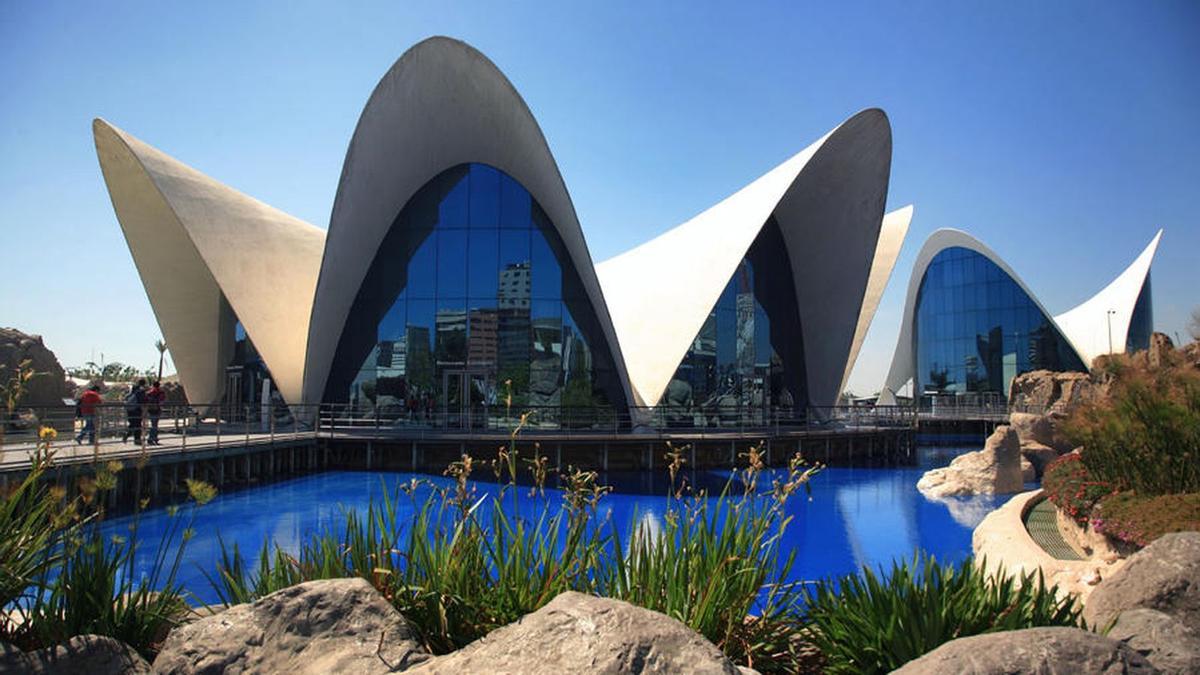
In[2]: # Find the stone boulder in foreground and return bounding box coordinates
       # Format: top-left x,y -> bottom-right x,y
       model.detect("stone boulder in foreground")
1084,531 -> 1200,630
1109,608 -> 1200,675
153,578 -> 429,674
891,626 -> 1157,674
408,591 -> 741,674
917,425 -> 1024,497
0,634 -> 151,674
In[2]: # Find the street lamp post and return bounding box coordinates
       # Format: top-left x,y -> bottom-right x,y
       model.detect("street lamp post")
1107,309 -> 1117,355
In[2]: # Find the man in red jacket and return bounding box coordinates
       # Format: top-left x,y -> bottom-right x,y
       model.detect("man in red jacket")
75,384 -> 102,445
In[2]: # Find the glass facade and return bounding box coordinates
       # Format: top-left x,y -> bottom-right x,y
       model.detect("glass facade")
662,217 -> 806,425
914,247 -> 1086,397
223,319 -> 271,418
1125,274 -> 1153,353
324,163 -> 624,426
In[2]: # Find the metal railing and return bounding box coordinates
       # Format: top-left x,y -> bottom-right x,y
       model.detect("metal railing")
0,400 -> 925,469
0,402 -> 316,469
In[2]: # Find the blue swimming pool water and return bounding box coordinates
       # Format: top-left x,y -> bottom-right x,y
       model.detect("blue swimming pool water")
99,445 -> 1011,605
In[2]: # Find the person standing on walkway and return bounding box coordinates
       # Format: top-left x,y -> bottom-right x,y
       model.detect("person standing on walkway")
145,380 -> 165,445
121,379 -> 147,445
75,384 -> 102,446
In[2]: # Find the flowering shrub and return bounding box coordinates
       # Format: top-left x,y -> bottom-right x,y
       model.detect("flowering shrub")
1092,491 -> 1200,547
1041,454 -> 1114,525
1064,349 -> 1200,495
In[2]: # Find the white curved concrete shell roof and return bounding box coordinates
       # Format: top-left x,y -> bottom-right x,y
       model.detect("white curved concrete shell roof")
597,109 -> 894,409
1053,231 -> 1161,366
94,120 -> 326,406
842,204 -> 914,399
301,36 -> 634,407
878,228 -> 1160,404
96,36 -> 909,417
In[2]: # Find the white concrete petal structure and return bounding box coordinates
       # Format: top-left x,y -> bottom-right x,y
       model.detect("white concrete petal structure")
841,204 -> 914,399
1053,230 -> 1162,366
597,110 -> 893,409
301,37 -> 634,407
94,120 -> 326,407
877,228 -> 1161,404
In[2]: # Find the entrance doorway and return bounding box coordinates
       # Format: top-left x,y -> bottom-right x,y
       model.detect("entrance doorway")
442,369 -> 496,430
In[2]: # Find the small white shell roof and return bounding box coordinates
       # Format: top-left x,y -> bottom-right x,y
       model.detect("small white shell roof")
878,228 -> 1161,404
1053,230 -> 1162,366
598,110 -> 893,408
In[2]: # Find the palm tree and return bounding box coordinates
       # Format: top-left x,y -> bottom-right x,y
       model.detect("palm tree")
155,340 -> 168,381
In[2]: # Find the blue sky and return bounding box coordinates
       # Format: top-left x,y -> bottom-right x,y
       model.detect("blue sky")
1,1 -> 1196,394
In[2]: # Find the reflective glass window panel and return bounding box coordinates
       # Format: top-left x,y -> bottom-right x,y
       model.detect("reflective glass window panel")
467,229 -> 499,298
468,164 -> 500,229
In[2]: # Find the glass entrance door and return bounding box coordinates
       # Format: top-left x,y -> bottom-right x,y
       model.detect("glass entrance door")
443,369 -> 494,430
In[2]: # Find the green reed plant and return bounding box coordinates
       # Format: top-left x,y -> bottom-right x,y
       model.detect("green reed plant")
802,554 -> 1083,674
0,429 -> 78,625
602,445 -> 818,672
6,434 -> 216,660
206,427 -> 818,670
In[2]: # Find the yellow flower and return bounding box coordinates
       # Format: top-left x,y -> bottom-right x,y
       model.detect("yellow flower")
39,426 -> 57,441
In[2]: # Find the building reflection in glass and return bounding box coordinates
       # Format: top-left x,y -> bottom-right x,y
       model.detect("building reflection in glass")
663,216 -> 806,426
913,247 -> 1086,398
323,163 -> 624,428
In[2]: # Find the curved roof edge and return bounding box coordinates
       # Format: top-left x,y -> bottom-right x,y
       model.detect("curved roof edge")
840,204 -> 913,401
877,228 -> 1163,405
302,36 -> 634,409
597,109 -> 893,408
93,119 -> 325,406
1053,230 -> 1162,365
877,228 -> 1072,405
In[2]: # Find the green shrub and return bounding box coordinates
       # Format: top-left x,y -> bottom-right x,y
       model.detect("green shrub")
1041,454 -> 1114,525
1093,491 -> 1200,547
1065,351 -> 1200,495
802,555 -> 1083,675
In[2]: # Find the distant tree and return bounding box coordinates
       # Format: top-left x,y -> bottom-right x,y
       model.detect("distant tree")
1190,307 -> 1200,342
155,340 -> 168,381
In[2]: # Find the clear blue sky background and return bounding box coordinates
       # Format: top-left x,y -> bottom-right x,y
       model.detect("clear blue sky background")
1,1 -> 1196,394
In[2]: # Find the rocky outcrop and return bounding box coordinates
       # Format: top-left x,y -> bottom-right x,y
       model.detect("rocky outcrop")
0,634 -> 151,674
1109,608 -> 1200,675
1008,369 -> 1106,413
152,578 -> 429,674
409,591 -> 740,674
891,626 -> 1157,674
1084,532 -> 1200,630
917,425 -> 1023,497
0,327 -> 72,410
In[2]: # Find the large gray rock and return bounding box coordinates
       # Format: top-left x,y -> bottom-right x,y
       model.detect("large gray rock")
1008,369 -> 1107,412
917,425 -> 1023,497
1084,532 -> 1200,630
891,626 -> 1158,674
409,591 -> 740,674
152,578 -> 429,674
0,634 -> 151,674
1109,609 -> 1200,675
